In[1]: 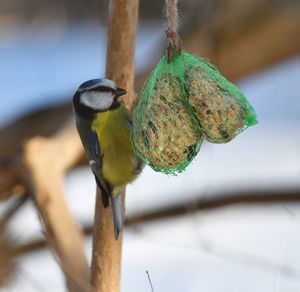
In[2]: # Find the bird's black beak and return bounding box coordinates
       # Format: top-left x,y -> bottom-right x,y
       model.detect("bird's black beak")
114,87 -> 127,97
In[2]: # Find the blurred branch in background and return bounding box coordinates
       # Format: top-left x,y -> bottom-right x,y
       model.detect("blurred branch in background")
22,122 -> 89,291
5,188 -> 300,258
0,104 -> 72,160
0,196 -> 28,229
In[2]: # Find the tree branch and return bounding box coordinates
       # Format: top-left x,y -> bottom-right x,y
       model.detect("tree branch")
22,120 -> 90,292
90,1 -> 139,291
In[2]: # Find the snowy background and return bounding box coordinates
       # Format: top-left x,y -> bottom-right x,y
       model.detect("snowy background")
1,19 -> 300,292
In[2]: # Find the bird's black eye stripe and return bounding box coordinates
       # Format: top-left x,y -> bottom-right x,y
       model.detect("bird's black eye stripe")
85,86 -> 114,93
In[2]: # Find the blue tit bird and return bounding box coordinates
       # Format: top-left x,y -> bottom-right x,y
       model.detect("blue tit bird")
72,78 -> 143,239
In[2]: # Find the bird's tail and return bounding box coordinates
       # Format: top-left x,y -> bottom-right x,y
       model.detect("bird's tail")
111,194 -> 123,240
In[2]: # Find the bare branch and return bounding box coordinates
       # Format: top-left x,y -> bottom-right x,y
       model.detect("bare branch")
91,0 -> 139,291
22,120 -> 90,292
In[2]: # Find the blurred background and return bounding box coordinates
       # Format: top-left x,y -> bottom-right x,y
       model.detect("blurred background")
0,0 -> 300,291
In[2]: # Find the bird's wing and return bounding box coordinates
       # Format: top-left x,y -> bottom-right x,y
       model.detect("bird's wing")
88,129 -> 122,239
87,129 -> 111,207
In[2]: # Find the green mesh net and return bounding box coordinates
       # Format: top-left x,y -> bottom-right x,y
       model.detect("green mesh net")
131,52 -> 258,174
130,55 -> 203,175
183,53 -> 258,143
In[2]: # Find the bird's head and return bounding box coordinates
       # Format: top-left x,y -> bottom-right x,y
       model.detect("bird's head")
73,78 -> 127,118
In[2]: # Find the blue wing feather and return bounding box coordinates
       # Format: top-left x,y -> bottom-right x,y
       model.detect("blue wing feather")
88,129 -> 123,239
87,129 -> 111,207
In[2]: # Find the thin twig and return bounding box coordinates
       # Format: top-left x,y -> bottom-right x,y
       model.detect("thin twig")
146,270 -> 154,292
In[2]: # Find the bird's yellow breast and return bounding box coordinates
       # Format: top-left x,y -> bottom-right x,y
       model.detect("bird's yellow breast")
91,107 -> 135,194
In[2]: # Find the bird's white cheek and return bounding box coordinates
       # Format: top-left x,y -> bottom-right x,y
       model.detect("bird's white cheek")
80,91 -> 114,110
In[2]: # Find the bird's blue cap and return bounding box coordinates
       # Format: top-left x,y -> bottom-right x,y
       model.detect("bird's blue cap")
78,79 -> 102,91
